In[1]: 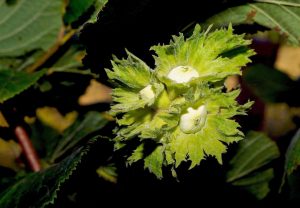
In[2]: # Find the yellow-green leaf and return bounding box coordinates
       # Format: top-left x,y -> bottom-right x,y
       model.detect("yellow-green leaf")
0,138 -> 22,171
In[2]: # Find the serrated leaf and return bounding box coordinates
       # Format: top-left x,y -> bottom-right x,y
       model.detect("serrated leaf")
127,144 -> 144,165
0,0 -> 63,57
227,131 -> 280,183
144,146 -> 164,179
168,86 -> 248,169
0,69 -> 45,103
0,139 -> 94,208
170,127 -> 227,169
49,111 -> 109,162
285,128 -> 300,175
204,0 -> 300,45
128,144 -> 165,179
232,169 -> 274,200
64,0 -> 109,25
88,0 -> 109,24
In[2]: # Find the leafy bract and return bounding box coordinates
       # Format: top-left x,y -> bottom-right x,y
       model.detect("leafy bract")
106,51 -> 164,115
152,25 -> 254,85
107,25 -> 254,178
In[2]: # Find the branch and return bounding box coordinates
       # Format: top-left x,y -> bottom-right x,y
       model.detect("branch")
14,126 -> 41,172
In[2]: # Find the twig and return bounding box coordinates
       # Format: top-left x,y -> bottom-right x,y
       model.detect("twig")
14,126 -> 41,172
26,26 -> 76,73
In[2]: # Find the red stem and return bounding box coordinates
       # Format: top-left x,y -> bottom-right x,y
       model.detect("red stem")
14,126 -> 41,172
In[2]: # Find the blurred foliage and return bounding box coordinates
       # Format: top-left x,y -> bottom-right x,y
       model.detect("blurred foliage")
227,131 -> 280,199
0,138 -> 96,208
204,0 -> 300,45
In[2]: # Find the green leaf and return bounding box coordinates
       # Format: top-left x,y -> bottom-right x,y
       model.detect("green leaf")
0,51 -> 43,71
48,45 -> 97,77
64,0 -> 109,25
227,131 -> 280,183
88,0 -> 109,24
49,111 -> 109,162
0,69 -> 45,103
243,64 -> 298,104
226,131 -> 279,199
0,139 -> 94,208
232,169 -> 274,200
285,129 -> 300,175
64,0 -> 95,24
204,0 -> 300,45
0,0 -> 63,57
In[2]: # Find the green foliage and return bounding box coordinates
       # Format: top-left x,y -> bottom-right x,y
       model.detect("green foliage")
108,25 -> 254,178
64,0 -> 109,25
49,111 -> 109,162
204,0 -> 300,45
152,25 -> 254,84
232,169 -> 274,200
0,0 -> 107,104
0,69 -> 45,103
0,139 -> 95,208
243,64 -> 298,104
227,131 -> 280,199
0,0 -> 63,70
49,45 -> 97,77
64,0 -> 96,24
284,129 -> 300,176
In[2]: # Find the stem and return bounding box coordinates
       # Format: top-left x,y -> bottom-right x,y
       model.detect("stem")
254,0 -> 300,7
26,27 -> 76,73
14,126 -> 41,172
